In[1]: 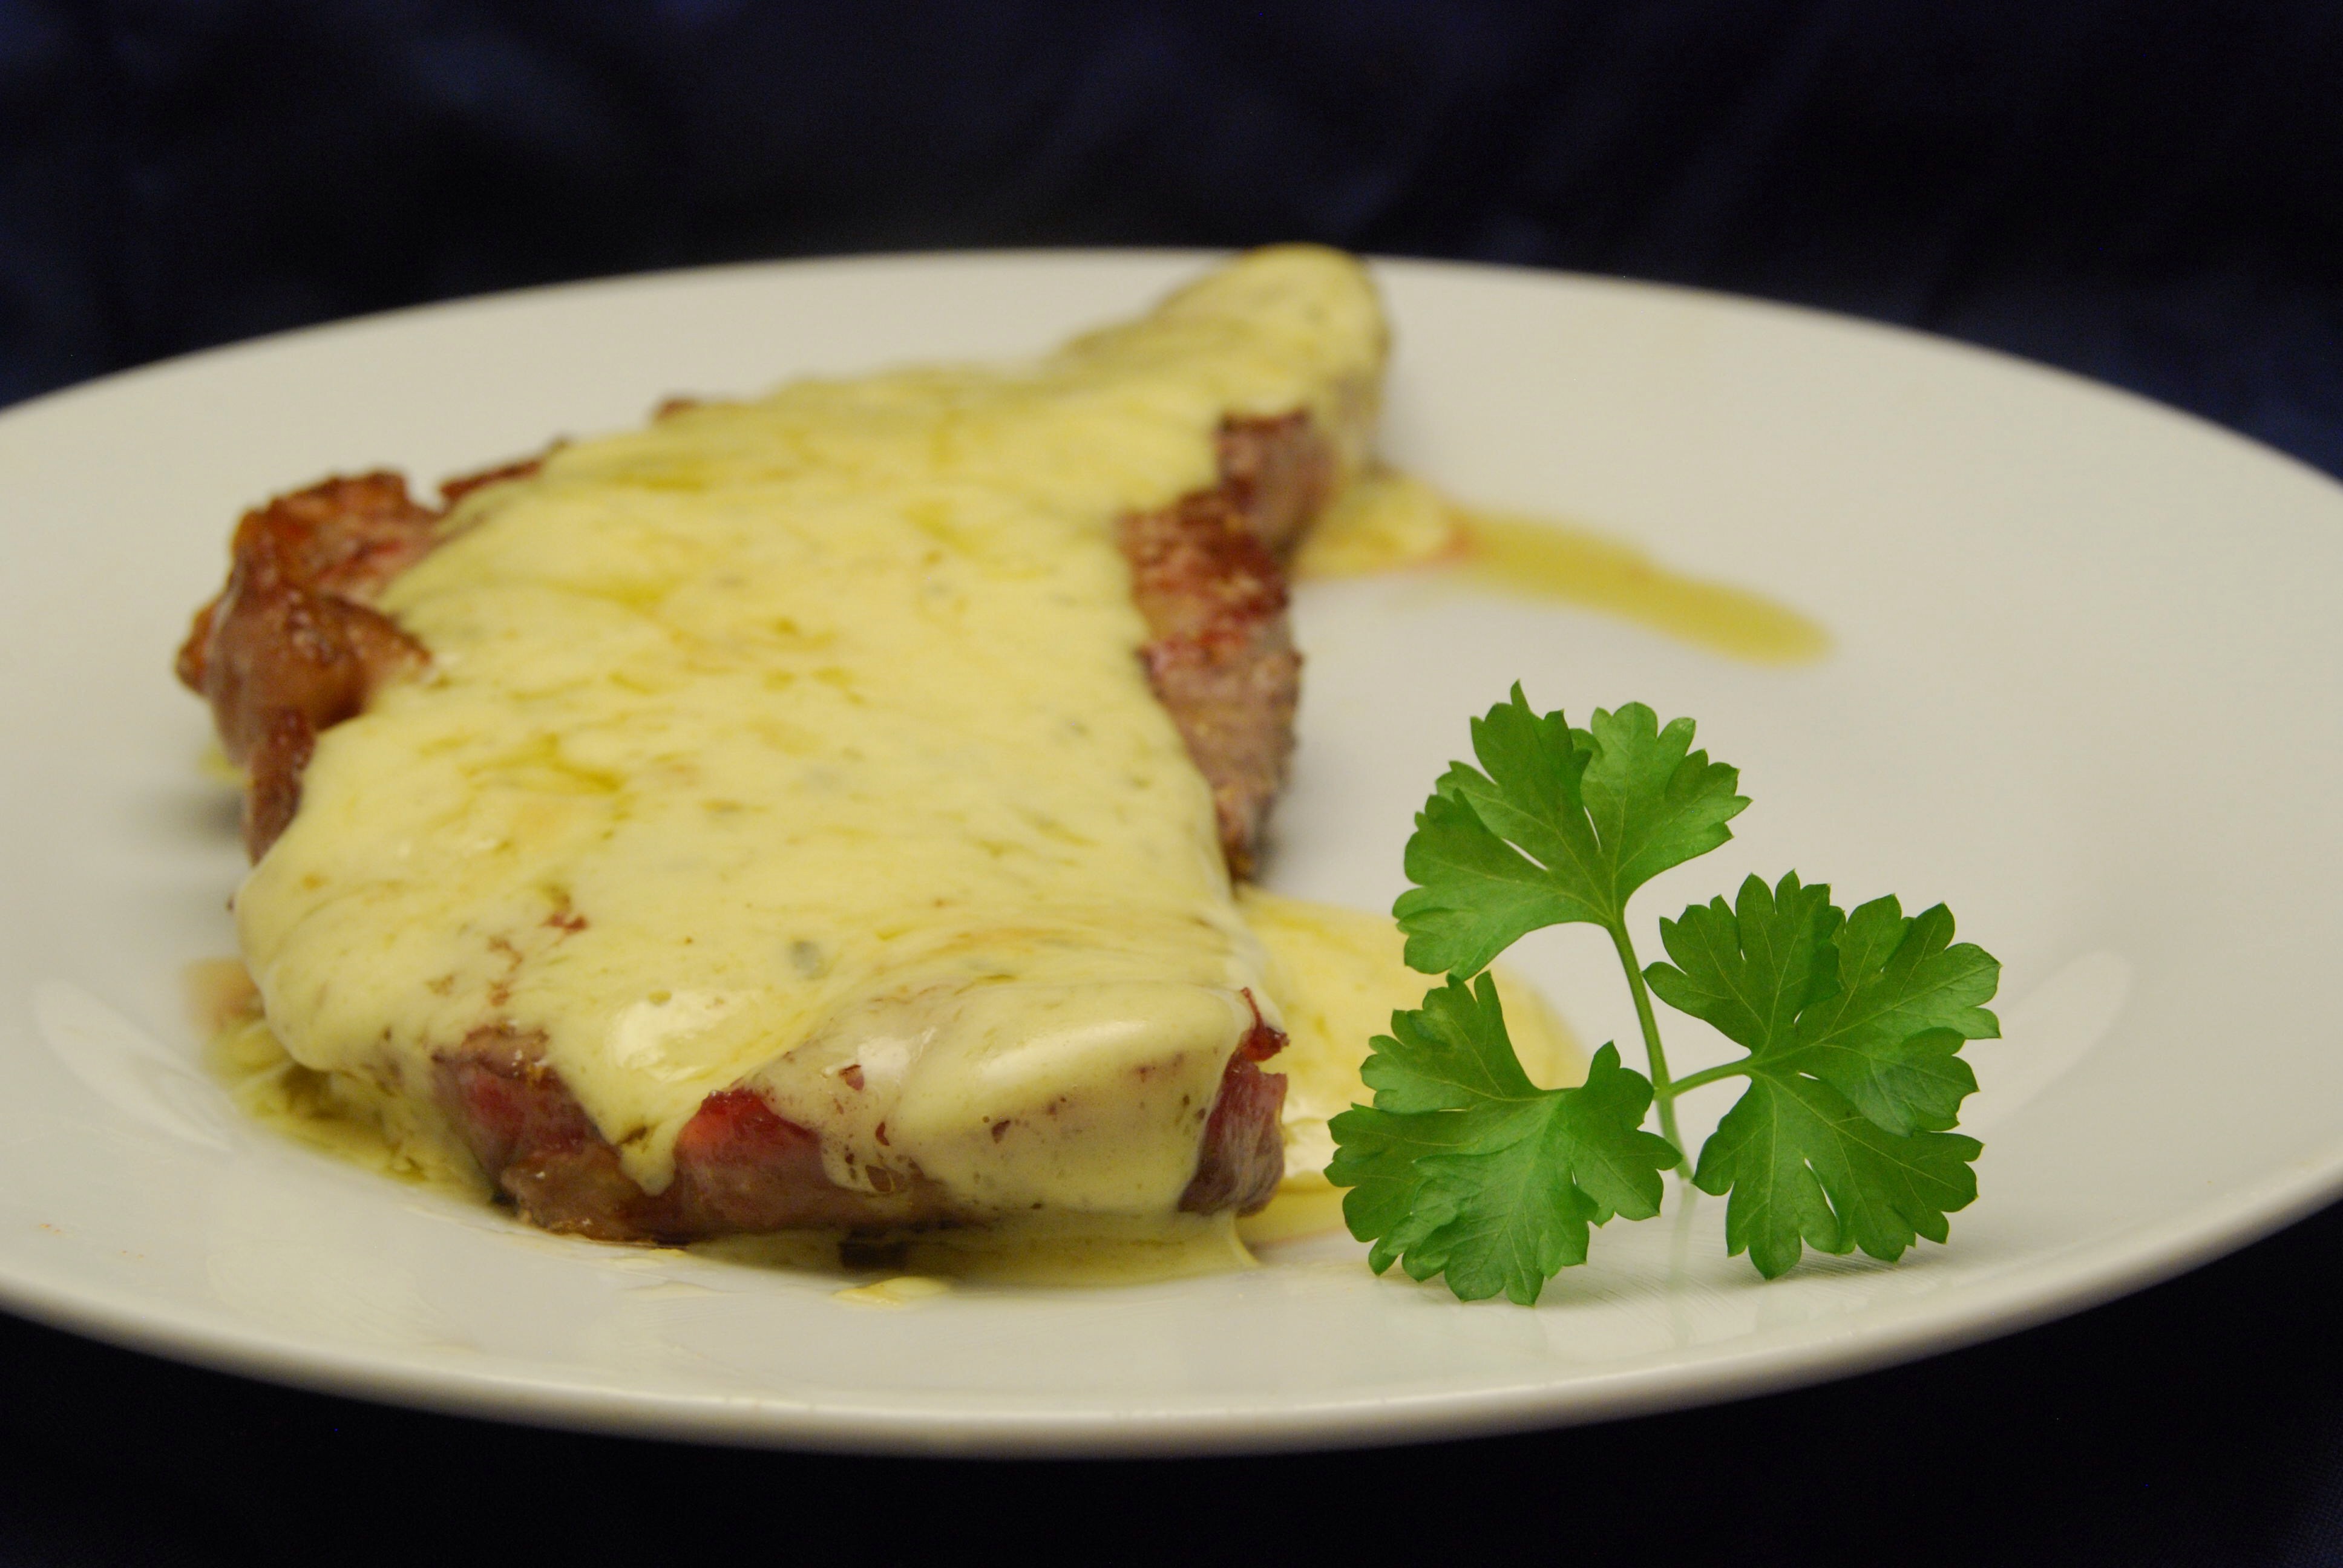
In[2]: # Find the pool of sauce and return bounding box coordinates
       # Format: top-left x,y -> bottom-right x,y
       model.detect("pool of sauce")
1296,467 -> 1830,664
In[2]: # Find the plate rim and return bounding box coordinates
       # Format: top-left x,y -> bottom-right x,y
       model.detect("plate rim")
0,1138 -> 2333,1457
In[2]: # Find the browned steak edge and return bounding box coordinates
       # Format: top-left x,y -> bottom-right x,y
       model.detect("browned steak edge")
431,1028 -> 954,1242
1117,411 -> 1334,876
1178,993 -> 1292,1217
435,997 -> 1289,1244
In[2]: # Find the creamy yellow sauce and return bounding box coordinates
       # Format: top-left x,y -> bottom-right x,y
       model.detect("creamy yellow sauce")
1297,468 -> 1829,664
234,246 -> 1388,1230
1231,889 -> 1576,1244
195,960 -> 488,1196
1239,889 -> 1580,1136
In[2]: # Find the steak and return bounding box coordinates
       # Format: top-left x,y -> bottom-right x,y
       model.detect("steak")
180,409 -> 1331,1236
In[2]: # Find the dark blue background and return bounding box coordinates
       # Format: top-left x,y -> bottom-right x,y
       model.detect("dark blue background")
8,0 -> 2342,478
5,3 -> 2342,1561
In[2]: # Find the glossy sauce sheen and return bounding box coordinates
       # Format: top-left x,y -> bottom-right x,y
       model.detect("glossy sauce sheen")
235,247 -> 1385,1223
1297,468 -> 1829,664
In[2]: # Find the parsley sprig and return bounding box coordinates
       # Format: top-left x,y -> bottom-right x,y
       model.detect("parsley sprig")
1326,686 -> 2001,1302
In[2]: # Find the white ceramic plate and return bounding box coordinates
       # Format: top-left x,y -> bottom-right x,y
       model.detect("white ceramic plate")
3,252 -> 2339,1456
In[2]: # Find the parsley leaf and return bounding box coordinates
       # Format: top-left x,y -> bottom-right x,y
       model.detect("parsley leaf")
1791,895 -> 2002,1134
1392,686 -> 1749,978
1327,974 -> 1680,1304
1645,872 -> 1997,1276
1694,1073 -> 1983,1280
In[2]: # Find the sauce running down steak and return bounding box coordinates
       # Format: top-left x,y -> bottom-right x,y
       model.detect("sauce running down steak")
177,410 -> 1331,1241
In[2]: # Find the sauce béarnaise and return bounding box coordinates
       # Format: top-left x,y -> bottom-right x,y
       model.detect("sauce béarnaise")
232,246 -> 1388,1247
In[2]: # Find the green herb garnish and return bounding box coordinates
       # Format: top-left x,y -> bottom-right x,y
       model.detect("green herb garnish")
1326,686 -> 2001,1301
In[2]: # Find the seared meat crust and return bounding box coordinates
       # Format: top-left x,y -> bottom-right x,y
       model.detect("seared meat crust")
433,1028 -> 955,1241
436,1001 -> 1288,1244
182,410 -> 1331,1234
1214,410 -> 1337,560
1119,412 -> 1334,875
1176,997 -> 1292,1215
434,451 -> 549,508
175,472 -> 436,857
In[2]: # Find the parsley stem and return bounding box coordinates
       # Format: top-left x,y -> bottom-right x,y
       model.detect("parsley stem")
1665,1060 -> 1752,1096
1608,921 -> 1686,1168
